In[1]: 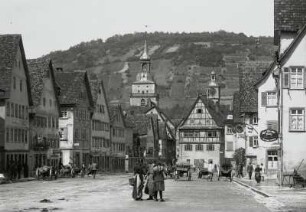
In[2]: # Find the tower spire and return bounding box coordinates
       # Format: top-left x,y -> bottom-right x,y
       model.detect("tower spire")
140,26 -> 150,61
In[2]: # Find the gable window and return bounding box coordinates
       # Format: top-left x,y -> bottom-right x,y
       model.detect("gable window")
195,144 -> 203,151
206,144 -> 215,151
251,115 -> 258,125
196,109 -> 202,114
283,67 -> 305,89
184,144 -> 192,151
249,136 -> 258,148
290,108 -> 305,131
267,92 -> 277,106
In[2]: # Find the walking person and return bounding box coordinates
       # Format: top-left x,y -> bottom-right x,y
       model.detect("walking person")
132,163 -> 144,201
247,162 -> 254,180
92,162 -> 97,179
260,163 -> 265,181
23,163 -> 28,178
255,164 -> 261,184
208,161 -> 214,181
153,162 -> 166,202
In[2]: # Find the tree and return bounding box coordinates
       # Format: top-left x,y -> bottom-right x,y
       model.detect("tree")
233,147 -> 246,166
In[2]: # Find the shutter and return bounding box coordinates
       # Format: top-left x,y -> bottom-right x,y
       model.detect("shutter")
261,92 -> 267,107
249,137 -> 253,147
283,68 -> 290,88
304,68 -> 306,89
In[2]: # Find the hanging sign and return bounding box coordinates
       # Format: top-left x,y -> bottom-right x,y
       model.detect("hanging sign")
260,129 -> 278,142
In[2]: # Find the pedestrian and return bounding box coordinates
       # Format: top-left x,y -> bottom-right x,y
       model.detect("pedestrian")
145,162 -> 156,200
23,163 -> 28,178
17,161 -> 22,179
255,164 -> 261,184
132,163 -> 144,201
208,161 -> 214,181
238,163 -> 244,178
260,163 -> 265,181
87,163 -> 92,176
81,163 -> 86,178
153,162 -> 166,202
247,162 -> 254,180
92,162 -> 97,179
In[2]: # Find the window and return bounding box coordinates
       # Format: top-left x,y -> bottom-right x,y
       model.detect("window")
206,144 -> 215,151
267,150 -> 278,169
11,103 -> 14,117
226,127 -> 233,134
267,92 -> 277,106
61,111 -> 68,118
20,80 -> 22,92
140,99 -> 146,106
43,98 -> 46,107
283,67 -> 305,89
227,141 -> 234,151
196,109 -> 202,114
6,102 -> 10,117
249,136 -> 258,147
184,144 -> 192,151
195,144 -> 203,151
251,115 -> 258,125
290,67 -> 303,89
290,108 -> 305,131
6,128 -> 9,143
207,131 -> 217,137
49,99 -> 52,107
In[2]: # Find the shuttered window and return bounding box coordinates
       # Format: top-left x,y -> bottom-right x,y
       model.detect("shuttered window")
283,67 -> 306,89
261,92 -> 267,106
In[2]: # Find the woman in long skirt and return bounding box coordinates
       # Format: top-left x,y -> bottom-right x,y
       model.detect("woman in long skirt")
145,163 -> 156,200
132,164 -> 144,200
153,163 -> 165,202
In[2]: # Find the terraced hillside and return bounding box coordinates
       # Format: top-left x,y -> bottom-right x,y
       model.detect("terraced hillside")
43,31 -> 275,119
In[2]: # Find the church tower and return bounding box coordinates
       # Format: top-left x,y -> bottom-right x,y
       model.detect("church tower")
130,38 -> 158,107
207,71 -> 220,103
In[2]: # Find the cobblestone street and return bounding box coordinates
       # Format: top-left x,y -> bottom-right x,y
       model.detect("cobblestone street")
0,174 -> 292,212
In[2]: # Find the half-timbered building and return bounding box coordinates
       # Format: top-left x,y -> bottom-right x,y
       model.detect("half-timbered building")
176,95 -> 225,167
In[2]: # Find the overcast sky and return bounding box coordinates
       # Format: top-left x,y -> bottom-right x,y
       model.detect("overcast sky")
0,0 -> 274,59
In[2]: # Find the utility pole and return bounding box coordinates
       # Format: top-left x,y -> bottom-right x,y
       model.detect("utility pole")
275,51 -> 284,186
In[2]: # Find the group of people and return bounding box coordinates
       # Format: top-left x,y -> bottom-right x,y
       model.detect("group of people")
247,163 -> 264,183
132,161 -> 166,202
6,160 -> 28,180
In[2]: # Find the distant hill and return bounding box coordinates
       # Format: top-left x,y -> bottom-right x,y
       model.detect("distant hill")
43,31 -> 274,119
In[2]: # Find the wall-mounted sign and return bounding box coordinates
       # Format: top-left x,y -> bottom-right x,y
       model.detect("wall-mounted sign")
260,129 -> 278,142
235,124 -> 244,134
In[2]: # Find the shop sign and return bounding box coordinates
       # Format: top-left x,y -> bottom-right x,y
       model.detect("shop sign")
260,129 -> 278,142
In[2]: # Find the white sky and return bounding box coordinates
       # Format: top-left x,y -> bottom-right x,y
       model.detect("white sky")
0,0 -> 274,59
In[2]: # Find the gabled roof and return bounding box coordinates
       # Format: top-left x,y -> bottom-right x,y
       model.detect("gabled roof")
274,0 -> 306,44
256,24 -> 306,88
27,59 -> 60,113
0,34 -> 33,104
180,95 -> 226,128
239,61 -> 271,113
109,104 -> 128,128
55,71 -> 94,107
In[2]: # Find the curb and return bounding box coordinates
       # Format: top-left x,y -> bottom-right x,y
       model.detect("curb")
0,178 -> 36,185
233,179 -> 271,197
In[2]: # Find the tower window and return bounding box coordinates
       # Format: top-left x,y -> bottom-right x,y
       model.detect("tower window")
140,99 -> 146,106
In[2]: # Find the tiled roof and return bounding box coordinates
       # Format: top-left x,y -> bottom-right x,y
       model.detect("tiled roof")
274,0 -> 306,43
55,71 -> 93,106
239,61 -> 271,113
180,95 -> 227,128
0,34 -> 32,104
27,59 -> 51,107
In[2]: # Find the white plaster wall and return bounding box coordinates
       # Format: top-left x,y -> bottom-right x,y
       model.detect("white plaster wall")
132,83 -> 155,94
59,111 -> 74,149
280,33 -> 295,54
280,33 -> 306,172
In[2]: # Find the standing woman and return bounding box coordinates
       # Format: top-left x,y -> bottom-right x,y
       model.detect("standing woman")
132,163 -> 144,201
153,163 -> 165,202
145,162 -> 156,200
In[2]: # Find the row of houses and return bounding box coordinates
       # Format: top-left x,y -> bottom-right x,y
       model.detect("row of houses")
0,34 -> 138,176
